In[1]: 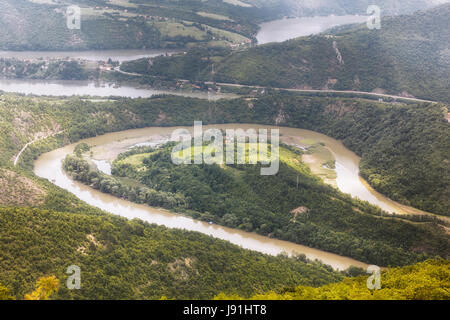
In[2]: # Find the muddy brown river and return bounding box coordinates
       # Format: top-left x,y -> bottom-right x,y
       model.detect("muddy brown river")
34,124 -> 435,270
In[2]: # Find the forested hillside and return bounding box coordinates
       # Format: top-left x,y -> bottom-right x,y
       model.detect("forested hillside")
122,4 -> 450,103
0,207 -> 344,299
215,258 -> 450,300
0,0 -> 274,50
2,1 -> 446,51
279,0 -> 450,16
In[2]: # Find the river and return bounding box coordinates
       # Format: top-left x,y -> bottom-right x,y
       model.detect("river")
0,48 -> 236,99
0,79 -> 236,100
35,124 -> 432,270
256,15 -> 368,44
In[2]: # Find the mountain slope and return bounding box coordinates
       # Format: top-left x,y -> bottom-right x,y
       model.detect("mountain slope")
0,207 -> 344,299
279,0 -> 450,16
215,258 -> 450,300
123,4 -> 450,102
214,3 -> 450,103
0,0 -> 274,50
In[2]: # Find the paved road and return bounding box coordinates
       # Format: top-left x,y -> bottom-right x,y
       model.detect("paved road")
205,82 -> 438,104
113,66 -> 143,77
113,66 -> 438,104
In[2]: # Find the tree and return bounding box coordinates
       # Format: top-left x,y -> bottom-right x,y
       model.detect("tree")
24,276 -> 59,300
0,284 -> 14,300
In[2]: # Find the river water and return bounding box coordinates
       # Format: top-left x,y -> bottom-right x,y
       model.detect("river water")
35,124 -> 431,270
256,15 -> 367,44
0,48 -> 233,99
0,79 -> 236,100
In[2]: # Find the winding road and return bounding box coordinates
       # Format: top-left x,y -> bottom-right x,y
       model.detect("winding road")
113,66 -> 438,104
13,131 -> 64,167
208,82 -> 438,104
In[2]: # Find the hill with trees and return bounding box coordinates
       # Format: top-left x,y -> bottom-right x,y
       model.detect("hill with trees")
215,258 -> 450,300
278,0 -> 450,16
0,207 -> 344,299
0,1 -> 448,302
2,1 -> 446,51
121,4 -> 450,103
0,0 -> 277,50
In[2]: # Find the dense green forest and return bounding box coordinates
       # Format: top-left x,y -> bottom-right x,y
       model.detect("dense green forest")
0,207 -> 347,299
215,258 -> 450,300
122,3 -> 450,103
63,142 -> 449,267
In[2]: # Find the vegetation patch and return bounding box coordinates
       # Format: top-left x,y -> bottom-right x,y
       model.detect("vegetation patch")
0,169 -> 45,206
215,259 -> 450,300
0,207 -> 344,299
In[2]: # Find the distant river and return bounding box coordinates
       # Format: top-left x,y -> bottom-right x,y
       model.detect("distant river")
256,15 -> 367,44
0,49 -> 180,62
0,48 -> 242,99
0,79 -> 236,100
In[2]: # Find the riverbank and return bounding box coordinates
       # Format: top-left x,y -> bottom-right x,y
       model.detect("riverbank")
33,125 -> 449,269
0,78 -> 238,100
34,136 -> 369,271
